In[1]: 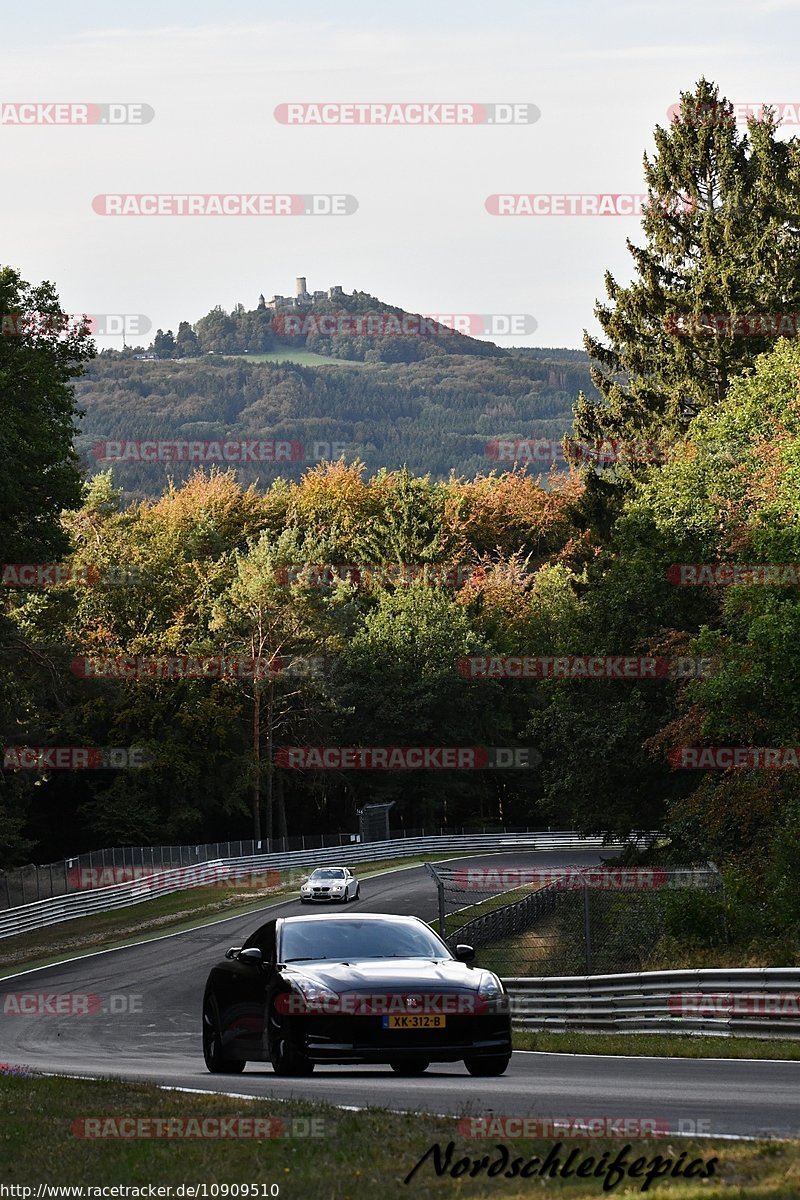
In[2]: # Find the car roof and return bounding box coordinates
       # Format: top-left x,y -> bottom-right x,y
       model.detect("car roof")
280,912 -> 426,925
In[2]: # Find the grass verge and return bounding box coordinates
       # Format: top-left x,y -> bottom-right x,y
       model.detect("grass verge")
0,1074 -> 798,1198
513,1031 -> 800,1060
443,884 -> 535,939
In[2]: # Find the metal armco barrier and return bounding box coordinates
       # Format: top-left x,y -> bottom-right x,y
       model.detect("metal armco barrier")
503,968 -> 800,1039
0,831 -> 643,940
0,825 -> 641,908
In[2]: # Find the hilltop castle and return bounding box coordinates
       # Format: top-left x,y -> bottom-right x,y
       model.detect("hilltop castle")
259,278 -> 345,312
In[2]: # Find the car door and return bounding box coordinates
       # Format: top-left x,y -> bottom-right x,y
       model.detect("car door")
221,919 -> 277,1059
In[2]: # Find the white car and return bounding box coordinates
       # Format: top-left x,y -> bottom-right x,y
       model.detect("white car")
299,867 -> 360,904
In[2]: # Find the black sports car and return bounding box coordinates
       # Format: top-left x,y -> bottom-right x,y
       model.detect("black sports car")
202,912 -> 512,1077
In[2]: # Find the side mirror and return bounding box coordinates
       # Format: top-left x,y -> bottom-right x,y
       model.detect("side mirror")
455,944 -> 476,964
238,947 -> 264,966
225,946 -> 242,960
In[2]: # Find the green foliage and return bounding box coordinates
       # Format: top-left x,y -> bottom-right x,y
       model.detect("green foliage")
0,265 -> 94,560
575,78 -> 800,522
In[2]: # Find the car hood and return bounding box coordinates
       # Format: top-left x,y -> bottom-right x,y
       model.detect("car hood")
282,957 -> 492,992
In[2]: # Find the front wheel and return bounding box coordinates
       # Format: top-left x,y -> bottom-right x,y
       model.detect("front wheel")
202,994 -> 246,1074
269,1004 -> 315,1076
464,1054 -> 511,1077
271,1036 -> 315,1076
390,1059 -> 429,1075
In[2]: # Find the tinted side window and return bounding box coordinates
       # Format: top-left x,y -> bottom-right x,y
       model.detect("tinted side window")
243,919 -> 277,961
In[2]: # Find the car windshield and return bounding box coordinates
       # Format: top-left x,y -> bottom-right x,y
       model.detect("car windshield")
310,869 -> 346,880
281,919 -> 450,963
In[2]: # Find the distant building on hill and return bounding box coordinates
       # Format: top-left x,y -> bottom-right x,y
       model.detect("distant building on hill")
266,279 -> 345,311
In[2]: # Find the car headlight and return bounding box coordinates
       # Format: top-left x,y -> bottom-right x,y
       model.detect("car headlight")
477,973 -> 502,997
290,977 -> 341,1014
476,973 -> 509,1013
300,884 -> 311,893
331,885 -> 343,892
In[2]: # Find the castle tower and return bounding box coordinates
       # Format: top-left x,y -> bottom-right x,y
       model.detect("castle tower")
296,276 -> 307,297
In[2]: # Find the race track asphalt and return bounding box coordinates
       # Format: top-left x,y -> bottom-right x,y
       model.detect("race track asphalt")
1,849 -> 798,1140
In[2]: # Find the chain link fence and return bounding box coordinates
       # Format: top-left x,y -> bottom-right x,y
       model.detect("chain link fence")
428,861 -> 726,976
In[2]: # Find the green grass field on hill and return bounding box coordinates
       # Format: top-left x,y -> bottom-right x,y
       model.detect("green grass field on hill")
221,350 -> 371,367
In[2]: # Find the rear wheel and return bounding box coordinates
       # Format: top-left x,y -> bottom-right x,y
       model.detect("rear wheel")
390,1059 -> 429,1075
202,994 -> 246,1074
464,1054 -> 511,1077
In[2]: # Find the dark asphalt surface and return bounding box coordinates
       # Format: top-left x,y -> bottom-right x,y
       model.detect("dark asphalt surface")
1,849 -> 799,1140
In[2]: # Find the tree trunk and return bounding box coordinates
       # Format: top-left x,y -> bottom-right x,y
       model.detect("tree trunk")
252,686 -> 261,842
264,686 -> 274,845
276,770 -> 288,843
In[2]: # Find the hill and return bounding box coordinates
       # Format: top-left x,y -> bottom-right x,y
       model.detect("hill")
75,289 -> 597,498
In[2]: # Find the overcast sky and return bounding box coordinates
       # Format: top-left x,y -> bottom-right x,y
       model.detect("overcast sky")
3,0 -> 799,349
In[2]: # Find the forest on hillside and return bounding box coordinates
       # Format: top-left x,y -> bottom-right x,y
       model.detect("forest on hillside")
75,349 -> 593,499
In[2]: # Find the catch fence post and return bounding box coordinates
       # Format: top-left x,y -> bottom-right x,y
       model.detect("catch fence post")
425,863 -> 447,937
583,884 -> 593,975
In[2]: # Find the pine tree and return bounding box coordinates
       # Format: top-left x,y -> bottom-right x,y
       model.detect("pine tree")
575,79 -> 800,481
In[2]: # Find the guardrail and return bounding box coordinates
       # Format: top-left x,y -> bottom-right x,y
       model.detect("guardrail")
0,825 -> 637,908
503,968 -> 800,1039
0,831 -> 644,941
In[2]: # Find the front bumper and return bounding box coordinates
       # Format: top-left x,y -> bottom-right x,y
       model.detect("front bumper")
286,1014 -> 512,1063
